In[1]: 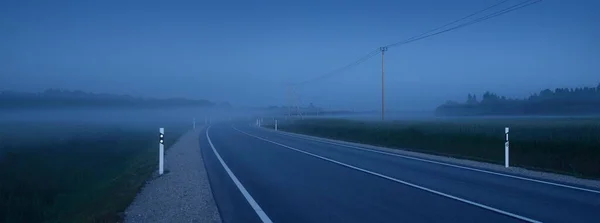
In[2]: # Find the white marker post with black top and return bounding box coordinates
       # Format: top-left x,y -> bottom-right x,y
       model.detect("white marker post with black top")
159,128 -> 165,175
505,127 -> 509,168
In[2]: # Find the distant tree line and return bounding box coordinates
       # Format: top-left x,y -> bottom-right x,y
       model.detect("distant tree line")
435,83 -> 600,116
0,89 -> 219,110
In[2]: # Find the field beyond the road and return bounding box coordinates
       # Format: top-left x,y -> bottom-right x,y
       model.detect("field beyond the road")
269,117 -> 600,179
0,121 -> 186,223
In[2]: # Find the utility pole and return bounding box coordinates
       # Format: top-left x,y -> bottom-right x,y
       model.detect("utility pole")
288,86 -> 293,119
380,46 -> 388,121
291,86 -> 303,119
283,86 -> 292,120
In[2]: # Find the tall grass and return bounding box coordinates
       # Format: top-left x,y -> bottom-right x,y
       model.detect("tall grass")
0,122 -> 186,223
273,118 -> 600,179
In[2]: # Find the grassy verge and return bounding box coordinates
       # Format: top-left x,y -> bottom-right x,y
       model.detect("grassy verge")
268,118 -> 600,179
0,122 -> 186,223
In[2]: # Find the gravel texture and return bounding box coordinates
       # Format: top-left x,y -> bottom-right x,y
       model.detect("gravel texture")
270,128 -> 600,190
124,129 -> 221,223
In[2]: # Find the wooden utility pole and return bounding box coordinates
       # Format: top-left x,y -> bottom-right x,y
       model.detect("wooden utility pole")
293,87 -> 303,119
286,86 -> 291,119
380,47 -> 388,121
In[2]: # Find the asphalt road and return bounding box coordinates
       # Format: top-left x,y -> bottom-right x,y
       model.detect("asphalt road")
199,122 -> 600,223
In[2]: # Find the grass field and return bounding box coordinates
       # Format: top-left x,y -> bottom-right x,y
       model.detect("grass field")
0,121 -> 187,223
268,117 -> 600,179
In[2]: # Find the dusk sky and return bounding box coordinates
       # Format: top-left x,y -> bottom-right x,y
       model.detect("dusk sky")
1,0 -> 598,110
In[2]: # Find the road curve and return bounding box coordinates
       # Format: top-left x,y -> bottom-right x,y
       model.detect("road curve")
199,122 -> 600,223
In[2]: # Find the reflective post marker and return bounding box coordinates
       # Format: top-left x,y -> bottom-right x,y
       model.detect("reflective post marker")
505,127 -> 509,168
193,118 -> 196,130
275,120 -> 278,131
159,128 -> 165,175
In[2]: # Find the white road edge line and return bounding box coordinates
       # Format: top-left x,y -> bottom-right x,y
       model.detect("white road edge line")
268,128 -> 600,194
206,126 -> 273,223
233,127 -> 542,223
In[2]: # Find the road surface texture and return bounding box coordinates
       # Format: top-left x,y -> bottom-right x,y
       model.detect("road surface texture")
125,128 -> 221,223
201,122 -> 600,223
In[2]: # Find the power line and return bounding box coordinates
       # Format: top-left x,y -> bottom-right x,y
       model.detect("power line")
292,48 -> 381,86
386,0 -> 542,48
388,0 -> 511,47
291,0 -> 542,86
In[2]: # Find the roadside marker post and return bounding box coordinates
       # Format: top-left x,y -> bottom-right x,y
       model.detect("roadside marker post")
275,120 -> 278,131
159,128 -> 165,175
505,127 -> 509,168
193,118 -> 196,130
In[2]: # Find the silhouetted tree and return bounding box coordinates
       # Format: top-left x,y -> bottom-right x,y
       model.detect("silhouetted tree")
436,83 -> 600,116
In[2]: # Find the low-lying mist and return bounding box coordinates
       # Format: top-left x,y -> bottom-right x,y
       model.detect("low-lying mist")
0,107 -> 268,127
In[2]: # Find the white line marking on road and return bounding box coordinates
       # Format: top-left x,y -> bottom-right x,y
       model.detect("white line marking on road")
268,128 -> 600,194
206,126 -> 273,223
233,127 -> 542,223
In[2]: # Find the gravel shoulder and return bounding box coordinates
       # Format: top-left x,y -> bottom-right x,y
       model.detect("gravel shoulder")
266,127 -> 600,190
124,128 -> 221,223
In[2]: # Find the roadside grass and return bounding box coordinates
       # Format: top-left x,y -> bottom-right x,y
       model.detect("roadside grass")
267,118 -> 600,179
0,121 -> 187,223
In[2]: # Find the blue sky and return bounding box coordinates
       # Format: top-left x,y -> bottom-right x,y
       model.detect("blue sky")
1,0 -> 599,110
